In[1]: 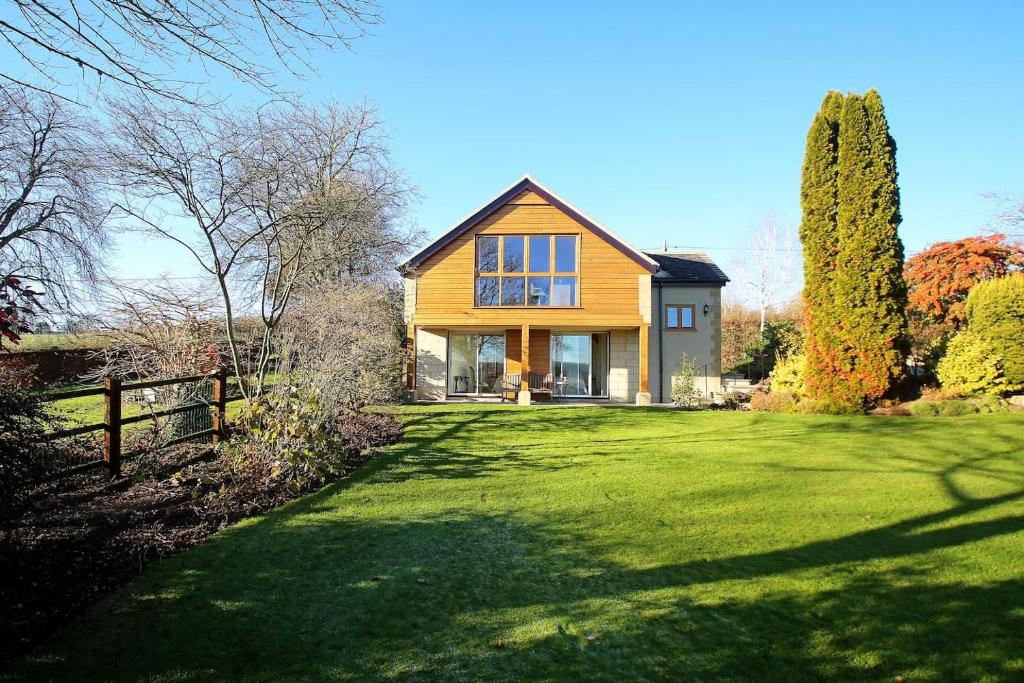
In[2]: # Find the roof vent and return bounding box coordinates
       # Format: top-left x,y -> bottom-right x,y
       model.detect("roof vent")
654,269 -> 671,278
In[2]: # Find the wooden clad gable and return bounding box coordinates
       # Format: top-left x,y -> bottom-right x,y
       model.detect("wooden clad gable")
409,185 -> 652,327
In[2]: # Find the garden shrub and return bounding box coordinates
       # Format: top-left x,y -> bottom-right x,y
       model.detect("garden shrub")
0,385 -> 58,530
278,285 -> 406,411
974,395 -> 1012,414
223,390 -> 405,495
907,401 -> 942,417
907,397 -> 1012,417
936,330 -> 1012,396
671,354 -> 703,409
749,390 -> 797,413
940,400 -> 976,417
0,362 -> 38,390
718,391 -> 751,410
224,387 -> 348,490
792,397 -> 863,415
769,353 -> 806,398
964,273 -> 1024,387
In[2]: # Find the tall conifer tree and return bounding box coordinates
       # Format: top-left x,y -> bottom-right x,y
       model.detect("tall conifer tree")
799,91 -> 842,399
799,89 -> 908,406
861,89 -> 909,396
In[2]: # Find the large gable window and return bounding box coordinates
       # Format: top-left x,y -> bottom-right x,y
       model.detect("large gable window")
476,234 -> 578,307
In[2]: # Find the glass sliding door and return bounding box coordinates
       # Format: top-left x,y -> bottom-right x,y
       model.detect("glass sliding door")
448,333 -> 505,395
550,333 -> 610,397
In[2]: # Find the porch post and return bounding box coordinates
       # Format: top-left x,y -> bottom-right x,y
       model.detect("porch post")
518,323 -> 531,405
636,323 -> 652,405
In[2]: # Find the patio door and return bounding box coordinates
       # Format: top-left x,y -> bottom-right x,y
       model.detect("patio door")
551,333 -> 609,398
448,333 -> 505,395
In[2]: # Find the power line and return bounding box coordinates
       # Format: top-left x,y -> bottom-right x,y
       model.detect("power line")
645,244 -> 925,256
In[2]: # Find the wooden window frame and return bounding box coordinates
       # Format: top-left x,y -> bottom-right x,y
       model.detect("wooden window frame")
664,304 -> 696,331
474,233 -> 581,308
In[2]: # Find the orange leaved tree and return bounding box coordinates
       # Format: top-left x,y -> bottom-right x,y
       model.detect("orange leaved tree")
904,234 -> 1024,329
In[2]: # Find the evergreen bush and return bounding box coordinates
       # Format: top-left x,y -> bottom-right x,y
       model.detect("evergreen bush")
937,330 -> 1012,396
964,274 -> 1024,387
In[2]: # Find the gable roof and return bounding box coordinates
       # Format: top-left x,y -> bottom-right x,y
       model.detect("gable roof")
645,252 -> 730,285
398,175 -> 659,274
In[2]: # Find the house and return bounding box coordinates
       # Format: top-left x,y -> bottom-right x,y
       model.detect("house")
398,176 -> 729,404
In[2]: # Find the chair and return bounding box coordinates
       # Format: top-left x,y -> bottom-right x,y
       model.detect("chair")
494,373 -> 521,402
528,372 -> 553,401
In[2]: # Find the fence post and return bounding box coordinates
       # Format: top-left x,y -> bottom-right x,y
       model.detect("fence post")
103,376 -> 121,478
211,367 -> 227,445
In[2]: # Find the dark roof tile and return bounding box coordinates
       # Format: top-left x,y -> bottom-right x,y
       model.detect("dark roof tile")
645,252 -> 729,284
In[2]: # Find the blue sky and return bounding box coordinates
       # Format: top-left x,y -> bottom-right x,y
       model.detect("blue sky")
111,0 -> 1022,299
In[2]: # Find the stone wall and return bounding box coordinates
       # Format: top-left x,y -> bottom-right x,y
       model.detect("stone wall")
414,328 -> 447,401
650,285 -> 724,402
609,329 -> 639,402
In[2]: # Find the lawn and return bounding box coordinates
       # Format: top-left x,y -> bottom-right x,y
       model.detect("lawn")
11,406 -> 1024,682
12,332 -> 109,352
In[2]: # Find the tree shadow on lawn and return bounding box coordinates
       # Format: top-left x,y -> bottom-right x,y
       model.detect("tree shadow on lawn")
376,407 -> 833,485
383,408 -> 1024,489
15,459 -> 1024,682
378,410 -> 581,483
371,408 -> 619,484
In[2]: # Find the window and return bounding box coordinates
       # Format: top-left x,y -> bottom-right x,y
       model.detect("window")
501,276 -> 525,305
476,234 -> 579,307
478,236 -> 499,272
529,235 -> 550,272
527,276 -> 550,305
665,304 -> 695,330
503,236 -> 524,272
555,235 -> 577,272
476,277 -> 499,306
552,276 -> 576,306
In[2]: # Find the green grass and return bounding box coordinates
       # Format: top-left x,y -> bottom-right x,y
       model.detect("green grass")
44,386 -> 142,427
12,332 -> 109,352
12,407 -> 1024,682
41,374 -> 258,428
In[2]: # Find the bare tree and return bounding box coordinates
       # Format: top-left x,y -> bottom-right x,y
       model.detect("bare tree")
0,0 -> 378,104
278,282 -> 405,411
107,97 -> 413,401
92,280 -> 222,383
90,280 -> 225,442
0,84 -> 109,338
232,102 -> 414,387
731,217 -> 799,332
987,193 -> 1024,240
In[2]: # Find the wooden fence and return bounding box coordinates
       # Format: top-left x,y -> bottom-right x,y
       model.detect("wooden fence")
41,368 -> 244,478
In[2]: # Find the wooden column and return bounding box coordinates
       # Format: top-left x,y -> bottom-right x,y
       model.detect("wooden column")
103,376 -> 121,478
211,367 -> 227,445
638,323 -> 651,401
519,323 -> 530,403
